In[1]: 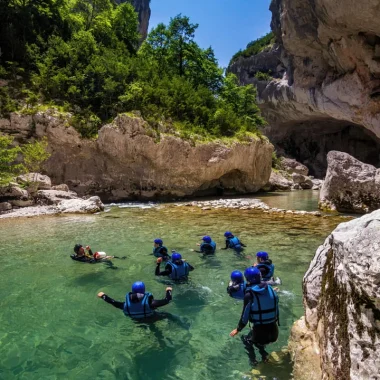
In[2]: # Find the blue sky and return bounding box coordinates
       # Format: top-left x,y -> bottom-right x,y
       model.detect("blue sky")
149,0 -> 272,69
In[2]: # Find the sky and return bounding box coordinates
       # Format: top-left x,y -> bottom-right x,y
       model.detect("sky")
149,0 -> 272,69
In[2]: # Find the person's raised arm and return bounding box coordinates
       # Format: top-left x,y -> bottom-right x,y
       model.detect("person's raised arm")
150,287 -> 173,309
97,292 -> 124,310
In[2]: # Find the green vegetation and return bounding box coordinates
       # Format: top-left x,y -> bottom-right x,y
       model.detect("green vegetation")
0,135 -> 50,186
254,71 -> 273,81
0,2 -> 266,139
230,32 -> 276,64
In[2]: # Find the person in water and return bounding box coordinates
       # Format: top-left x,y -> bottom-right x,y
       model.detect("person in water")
155,252 -> 194,281
152,239 -> 171,261
227,270 -> 246,300
194,235 -> 216,255
253,251 -> 281,286
97,281 -> 172,319
222,231 -> 246,252
71,244 -> 114,263
230,267 -> 279,365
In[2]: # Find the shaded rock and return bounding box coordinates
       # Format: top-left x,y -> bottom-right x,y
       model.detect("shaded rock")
290,210 -> 380,380
0,202 -> 12,212
281,158 -> 308,176
262,171 -> 292,191
58,196 -> 104,214
36,190 -> 78,205
292,173 -> 313,189
0,185 -> 28,199
9,199 -> 35,207
17,173 -> 52,190
311,179 -> 323,190
51,184 -> 69,192
319,151 -> 380,213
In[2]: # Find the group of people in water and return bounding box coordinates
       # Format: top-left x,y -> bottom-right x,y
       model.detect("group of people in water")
71,231 -> 281,365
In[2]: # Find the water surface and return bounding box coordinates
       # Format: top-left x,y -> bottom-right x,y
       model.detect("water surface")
0,199 -> 343,380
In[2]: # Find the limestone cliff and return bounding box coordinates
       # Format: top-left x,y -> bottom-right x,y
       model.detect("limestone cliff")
230,0 -> 380,177
0,112 -> 273,201
289,211 -> 380,380
116,0 -> 151,41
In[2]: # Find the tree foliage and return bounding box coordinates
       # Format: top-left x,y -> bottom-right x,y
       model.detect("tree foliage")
0,135 -> 23,185
21,137 -> 51,173
0,3 -> 265,139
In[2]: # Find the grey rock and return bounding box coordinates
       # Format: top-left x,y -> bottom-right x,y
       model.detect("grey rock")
17,173 -> 52,190
281,158 -> 308,176
319,151 -> 380,213
51,184 -> 69,192
9,199 -> 35,207
262,171 -> 292,191
58,196 -> 104,214
36,190 -> 78,205
290,209 -> 380,380
0,185 -> 28,199
0,202 -> 12,212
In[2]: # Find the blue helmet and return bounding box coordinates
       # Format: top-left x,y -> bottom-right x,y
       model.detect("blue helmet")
231,270 -> 244,283
154,238 -> 163,245
172,252 -> 182,261
256,251 -> 269,260
224,231 -> 233,237
244,267 -> 261,284
132,281 -> 145,294
202,235 -> 212,243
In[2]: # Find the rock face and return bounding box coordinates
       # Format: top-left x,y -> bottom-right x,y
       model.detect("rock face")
262,171 -> 292,191
319,151 -> 380,213
0,112 -> 273,201
231,0 -> 380,177
289,210 -> 380,380
116,0 -> 151,41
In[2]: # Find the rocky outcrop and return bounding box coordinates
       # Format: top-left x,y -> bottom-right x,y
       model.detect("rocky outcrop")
116,0 -> 151,41
289,210 -> 380,380
280,157 -> 308,176
0,112 -> 273,201
319,151 -> 380,213
231,0 -> 380,177
17,173 -> 52,191
262,171 -> 292,191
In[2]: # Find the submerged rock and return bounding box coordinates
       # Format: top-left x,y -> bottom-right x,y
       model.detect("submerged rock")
289,210 -> 380,379
319,151 -> 380,213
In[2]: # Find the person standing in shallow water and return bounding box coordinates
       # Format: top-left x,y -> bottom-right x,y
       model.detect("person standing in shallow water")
230,267 -> 279,366
222,231 -> 246,253
152,238 -> 171,261
194,235 -> 216,255
97,282 -> 172,319
155,252 -> 194,281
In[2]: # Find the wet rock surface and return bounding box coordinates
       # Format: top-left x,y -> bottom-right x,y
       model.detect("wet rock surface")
290,210 -> 380,380
319,151 -> 380,213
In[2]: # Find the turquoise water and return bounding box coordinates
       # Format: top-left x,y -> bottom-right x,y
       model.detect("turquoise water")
257,190 -> 320,211
0,201 -> 342,380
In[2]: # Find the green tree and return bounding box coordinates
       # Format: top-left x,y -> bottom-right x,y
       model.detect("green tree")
21,137 -> 51,173
0,135 -> 24,185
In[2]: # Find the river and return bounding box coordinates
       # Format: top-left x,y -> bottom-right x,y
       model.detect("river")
0,191 -> 345,379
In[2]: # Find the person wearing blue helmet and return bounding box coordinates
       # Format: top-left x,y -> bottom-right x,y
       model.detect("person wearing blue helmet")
221,231 -> 246,252
253,251 -> 281,286
195,235 -> 216,255
229,267 -> 279,365
155,252 -> 194,281
152,238 -> 170,261
97,282 -> 172,320
227,270 -> 246,300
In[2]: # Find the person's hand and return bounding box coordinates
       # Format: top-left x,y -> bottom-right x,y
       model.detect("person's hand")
273,287 -> 279,292
157,257 -> 162,264
166,287 -> 172,292
253,263 -> 257,267
230,329 -> 239,337
97,292 -> 105,298
182,259 -> 186,261
85,246 -> 90,250
196,243 -> 200,246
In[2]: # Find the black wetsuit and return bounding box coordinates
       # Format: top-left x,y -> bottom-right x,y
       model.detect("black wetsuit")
223,239 -> 246,249
100,290 -> 172,310
155,261 -> 195,276
236,289 -> 279,363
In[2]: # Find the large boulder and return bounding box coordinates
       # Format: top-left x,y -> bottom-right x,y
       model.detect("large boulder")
289,210 -> 380,380
0,184 -> 28,199
291,173 -> 313,189
262,170 -> 292,191
17,173 -> 52,191
58,196 -> 104,214
281,158 -> 308,176
36,190 -> 78,205
319,151 -> 380,213
0,202 -> 12,212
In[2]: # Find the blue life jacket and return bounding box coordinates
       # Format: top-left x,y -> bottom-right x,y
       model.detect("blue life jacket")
200,241 -> 216,254
123,292 -> 155,319
227,236 -> 242,251
257,262 -> 275,281
153,245 -> 169,259
228,282 -> 246,300
166,261 -> 190,280
248,285 -> 279,325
